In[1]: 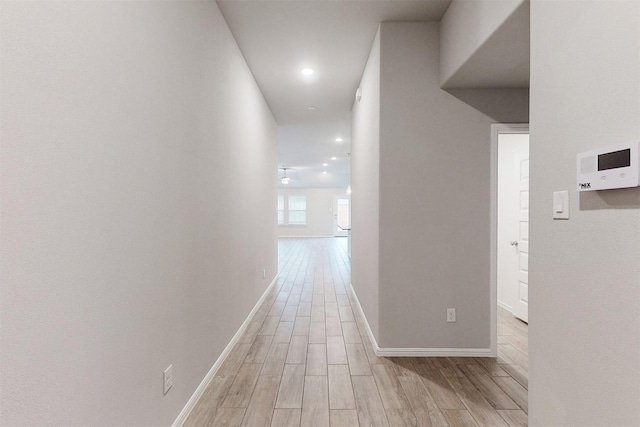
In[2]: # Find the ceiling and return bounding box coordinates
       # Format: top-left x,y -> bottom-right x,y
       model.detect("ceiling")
217,0 -> 453,189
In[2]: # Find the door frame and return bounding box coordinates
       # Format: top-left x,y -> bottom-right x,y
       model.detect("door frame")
490,123 -> 529,357
332,194 -> 350,237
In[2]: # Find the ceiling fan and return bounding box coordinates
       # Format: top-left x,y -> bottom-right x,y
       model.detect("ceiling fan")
279,166 -> 294,185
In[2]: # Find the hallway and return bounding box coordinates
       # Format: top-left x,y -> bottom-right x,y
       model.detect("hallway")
184,238 -> 528,426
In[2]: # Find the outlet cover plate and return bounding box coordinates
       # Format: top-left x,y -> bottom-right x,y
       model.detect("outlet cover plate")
447,308 -> 456,323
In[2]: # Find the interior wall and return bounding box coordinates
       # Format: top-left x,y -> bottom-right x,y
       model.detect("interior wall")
278,188 -> 348,237
529,1 -> 640,425
0,2 -> 277,426
445,88 -> 529,123
497,133 -> 530,312
379,22 -> 497,349
350,28 -> 381,339
439,0 -> 529,88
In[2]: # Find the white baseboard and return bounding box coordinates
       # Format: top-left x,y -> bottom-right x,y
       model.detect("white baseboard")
497,300 -> 513,312
277,235 -> 334,238
375,347 -> 494,357
172,275 -> 279,427
347,282 -> 378,351
349,283 -> 495,359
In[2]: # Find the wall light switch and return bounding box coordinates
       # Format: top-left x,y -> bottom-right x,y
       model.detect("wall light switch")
553,191 -> 569,220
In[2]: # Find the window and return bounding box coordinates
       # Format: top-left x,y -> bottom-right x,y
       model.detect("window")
277,194 -> 307,226
287,195 -> 307,225
277,195 -> 284,225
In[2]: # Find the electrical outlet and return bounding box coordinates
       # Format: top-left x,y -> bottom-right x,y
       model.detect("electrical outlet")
262,269 -> 266,279
447,308 -> 456,323
163,365 -> 173,395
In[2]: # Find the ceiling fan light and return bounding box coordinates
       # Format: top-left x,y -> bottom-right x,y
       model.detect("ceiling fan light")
281,177 -> 290,185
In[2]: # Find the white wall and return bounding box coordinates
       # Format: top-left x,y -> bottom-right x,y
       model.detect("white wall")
351,22 -> 528,351
278,188 -> 347,237
379,22 -> 491,349
351,28 -> 381,339
529,1 -> 640,425
440,0 -> 529,88
497,133 -> 529,311
0,2 -> 277,426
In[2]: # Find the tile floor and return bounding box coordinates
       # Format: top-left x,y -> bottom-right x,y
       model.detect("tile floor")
183,238 -> 528,426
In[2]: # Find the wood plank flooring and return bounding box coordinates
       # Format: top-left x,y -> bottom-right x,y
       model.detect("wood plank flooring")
183,238 -> 529,427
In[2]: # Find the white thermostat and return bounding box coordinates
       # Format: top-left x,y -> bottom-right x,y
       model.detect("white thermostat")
577,140 -> 640,191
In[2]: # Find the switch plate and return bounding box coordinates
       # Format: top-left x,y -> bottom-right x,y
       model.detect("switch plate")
262,269 -> 266,279
164,365 -> 173,395
553,191 -> 569,220
447,308 -> 456,323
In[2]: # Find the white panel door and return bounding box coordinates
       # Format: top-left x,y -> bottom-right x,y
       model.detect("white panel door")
512,155 -> 529,323
497,132 -> 529,316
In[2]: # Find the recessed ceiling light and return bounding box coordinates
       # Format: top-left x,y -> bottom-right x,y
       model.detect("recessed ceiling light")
301,68 -> 314,76
308,106 -> 316,110
335,137 -> 343,142
322,163 -> 328,166
322,171 -> 327,174
331,157 -> 337,160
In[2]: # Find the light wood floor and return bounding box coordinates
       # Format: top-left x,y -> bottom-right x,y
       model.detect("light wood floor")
183,238 -> 528,427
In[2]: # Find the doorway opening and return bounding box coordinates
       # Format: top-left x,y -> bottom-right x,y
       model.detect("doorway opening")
333,195 -> 351,237
491,123 -> 529,355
